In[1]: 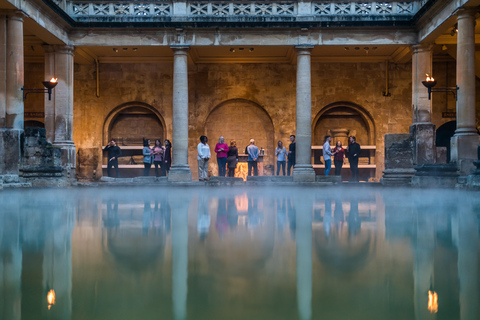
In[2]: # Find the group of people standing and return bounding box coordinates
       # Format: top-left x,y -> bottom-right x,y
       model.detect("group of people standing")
322,135 -> 361,182
197,135 -> 245,181
142,139 -> 172,177
103,138 -> 172,178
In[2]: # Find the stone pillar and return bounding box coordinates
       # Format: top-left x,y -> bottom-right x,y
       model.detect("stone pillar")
451,8 -> 480,173
1,11 -> 24,177
168,46 -> 192,182
43,45 -> 55,144
0,14 -> 6,128
5,11 -> 24,130
410,44 -> 436,165
293,46 -> 315,182
46,45 -> 76,175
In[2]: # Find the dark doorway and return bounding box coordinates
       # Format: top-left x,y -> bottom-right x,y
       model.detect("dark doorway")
24,120 -> 45,128
436,121 -> 456,163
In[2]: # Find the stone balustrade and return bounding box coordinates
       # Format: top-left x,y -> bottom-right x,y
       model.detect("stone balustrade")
61,0 -> 427,22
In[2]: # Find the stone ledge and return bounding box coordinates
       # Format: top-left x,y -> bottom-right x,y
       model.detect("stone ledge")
315,175 -> 342,184
246,176 -> 293,182
3,182 -> 32,188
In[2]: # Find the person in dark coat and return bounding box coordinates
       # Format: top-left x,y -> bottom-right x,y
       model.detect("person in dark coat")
104,139 -> 121,178
287,135 -> 296,176
226,140 -> 239,177
347,136 -> 361,182
162,139 -> 172,176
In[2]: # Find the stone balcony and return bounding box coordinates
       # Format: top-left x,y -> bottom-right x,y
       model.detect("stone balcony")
48,0 -> 430,26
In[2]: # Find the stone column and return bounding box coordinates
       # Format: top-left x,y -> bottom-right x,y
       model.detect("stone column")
1,11 -> 24,176
50,45 -> 76,175
168,46 -> 192,182
293,46 -> 315,182
410,44 -> 436,165
43,45 -> 55,144
0,14 -> 6,128
451,8 -> 480,173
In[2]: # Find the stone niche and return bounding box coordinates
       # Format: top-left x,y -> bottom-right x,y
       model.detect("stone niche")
109,106 -> 164,147
205,99 -> 275,176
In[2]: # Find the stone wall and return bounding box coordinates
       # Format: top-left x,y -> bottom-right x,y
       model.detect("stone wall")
16,58 -> 473,182
24,63 -> 46,127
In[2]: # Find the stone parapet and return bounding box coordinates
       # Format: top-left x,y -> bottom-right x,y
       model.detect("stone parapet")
65,0 -> 423,25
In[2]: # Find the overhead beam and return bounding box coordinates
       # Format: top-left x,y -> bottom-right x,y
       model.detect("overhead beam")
416,0 -> 480,44
2,0 -> 70,44
69,28 -> 417,47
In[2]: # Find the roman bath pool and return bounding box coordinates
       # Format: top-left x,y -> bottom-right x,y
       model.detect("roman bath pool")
0,186 -> 478,320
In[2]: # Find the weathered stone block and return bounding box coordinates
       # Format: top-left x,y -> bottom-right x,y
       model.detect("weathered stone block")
315,175 -> 342,183
436,146 -> 447,164
77,147 -> 101,180
384,133 -> 414,169
0,129 -> 22,175
410,123 -> 435,165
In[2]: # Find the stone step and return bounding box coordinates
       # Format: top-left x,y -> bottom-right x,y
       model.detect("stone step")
3,182 -> 32,189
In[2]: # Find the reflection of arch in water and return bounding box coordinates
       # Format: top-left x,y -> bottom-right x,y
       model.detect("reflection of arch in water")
313,102 -> 375,146
103,102 -> 167,146
205,196 -> 276,276
314,228 -> 375,274
204,99 -> 275,175
101,200 -> 167,274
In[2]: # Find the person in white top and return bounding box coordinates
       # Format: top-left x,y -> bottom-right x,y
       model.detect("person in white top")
197,135 -> 211,181
323,135 -> 334,176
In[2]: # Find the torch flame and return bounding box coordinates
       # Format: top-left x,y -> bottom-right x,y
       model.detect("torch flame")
428,290 -> 438,313
50,78 -> 58,83
47,289 -> 56,310
425,74 -> 435,82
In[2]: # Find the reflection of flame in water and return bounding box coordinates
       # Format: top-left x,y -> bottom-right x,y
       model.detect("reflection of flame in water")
428,290 -> 438,313
47,289 -> 55,310
235,163 -> 249,181
235,194 -> 248,213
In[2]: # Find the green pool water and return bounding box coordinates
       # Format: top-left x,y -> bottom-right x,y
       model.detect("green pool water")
0,186 -> 479,320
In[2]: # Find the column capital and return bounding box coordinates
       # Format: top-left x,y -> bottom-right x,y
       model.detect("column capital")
295,45 -> 314,54
43,44 -> 74,55
456,7 -> 477,20
170,45 -> 190,54
411,43 -> 433,54
7,10 -> 26,22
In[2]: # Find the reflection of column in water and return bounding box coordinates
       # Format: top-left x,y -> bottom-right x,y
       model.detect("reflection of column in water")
453,209 -> 479,320
288,198 -> 296,239
0,210 -> 22,320
323,199 -> 332,239
170,193 -> 191,320
143,199 -> 152,234
413,210 -> 435,320
333,198 -> 344,230
347,198 -> 361,237
295,196 -> 313,320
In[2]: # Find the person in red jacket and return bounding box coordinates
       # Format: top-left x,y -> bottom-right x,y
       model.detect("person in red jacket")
215,136 -> 229,177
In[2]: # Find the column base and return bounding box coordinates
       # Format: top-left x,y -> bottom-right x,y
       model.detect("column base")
0,129 -> 23,175
450,134 -> 480,174
53,140 -> 77,180
410,123 -> 436,165
293,165 -> 316,182
168,165 -> 192,182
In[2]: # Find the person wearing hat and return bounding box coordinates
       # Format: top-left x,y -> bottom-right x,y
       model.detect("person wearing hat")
247,138 -> 260,176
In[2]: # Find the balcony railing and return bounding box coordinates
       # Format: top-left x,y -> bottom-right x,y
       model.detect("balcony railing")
58,0 -> 428,22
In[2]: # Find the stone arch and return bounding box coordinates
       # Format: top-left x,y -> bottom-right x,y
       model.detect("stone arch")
204,99 -> 275,176
313,101 -> 375,146
103,102 -> 167,146
24,120 -> 45,128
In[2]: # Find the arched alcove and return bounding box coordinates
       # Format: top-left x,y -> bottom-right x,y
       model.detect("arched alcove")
204,99 -> 275,176
103,102 -> 166,146
313,102 -> 375,147
24,120 -> 44,128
